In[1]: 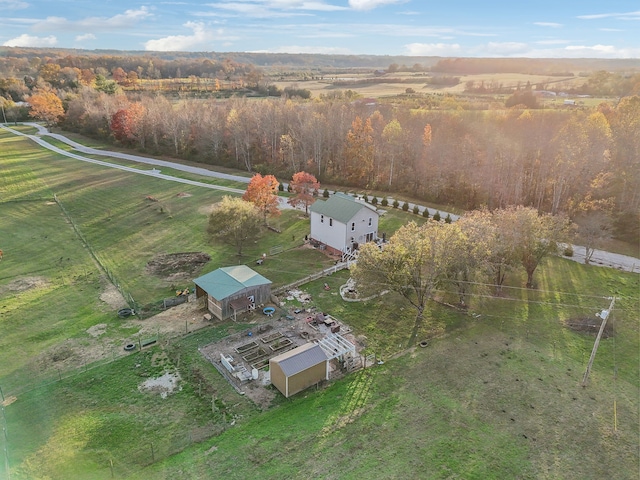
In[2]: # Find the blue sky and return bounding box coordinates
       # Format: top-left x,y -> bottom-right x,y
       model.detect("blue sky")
2,0 -> 639,58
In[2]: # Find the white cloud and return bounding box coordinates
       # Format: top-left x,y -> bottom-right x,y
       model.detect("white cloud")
563,44 -> 627,56
577,10 -> 640,20
404,40 -> 640,59
349,0 -> 405,10
404,42 -> 462,56
33,7 -> 152,32
144,21 -> 217,51
203,0 -> 346,17
533,22 -> 562,28
535,39 -> 570,45
0,0 -> 29,10
75,33 -> 96,42
3,33 -> 57,47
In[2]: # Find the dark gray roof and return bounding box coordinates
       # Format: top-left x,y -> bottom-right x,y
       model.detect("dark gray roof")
272,343 -> 327,377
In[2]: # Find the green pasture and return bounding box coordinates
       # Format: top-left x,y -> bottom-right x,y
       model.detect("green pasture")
5,256 -> 637,480
1,127 -> 638,479
134,260 -> 638,480
38,136 -> 254,191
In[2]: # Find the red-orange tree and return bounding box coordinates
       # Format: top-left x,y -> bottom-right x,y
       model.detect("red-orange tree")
242,174 -> 281,224
288,171 -> 319,214
26,89 -> 64,127
110,103 -> 146,145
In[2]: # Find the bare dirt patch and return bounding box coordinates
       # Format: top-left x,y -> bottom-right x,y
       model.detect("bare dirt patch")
565,317 -> 614,337
123,296 -> 211,338
86,323 -> 107,338
138,372 -> 182,399
30,299 -> 211,380
0,276 -> 48,296
145,252 -> 211,281
100,282 -> 128,310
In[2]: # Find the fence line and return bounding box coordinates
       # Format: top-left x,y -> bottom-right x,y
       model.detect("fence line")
273,261 -> 351,295
53,194 -> 138,310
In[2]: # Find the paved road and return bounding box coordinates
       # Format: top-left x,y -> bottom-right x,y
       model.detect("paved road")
2,123 -> 638,273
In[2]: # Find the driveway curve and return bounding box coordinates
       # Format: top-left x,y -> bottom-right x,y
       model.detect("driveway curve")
2,123 -> 638,273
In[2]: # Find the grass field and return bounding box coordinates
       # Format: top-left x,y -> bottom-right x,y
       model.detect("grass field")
271,71 -> 589,99
1,127 -> 638,479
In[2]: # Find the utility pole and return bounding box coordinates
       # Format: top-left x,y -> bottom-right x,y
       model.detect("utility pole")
582,297 -> 615,387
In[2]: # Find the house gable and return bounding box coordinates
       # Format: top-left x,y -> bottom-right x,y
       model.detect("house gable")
309,193 -> 379,255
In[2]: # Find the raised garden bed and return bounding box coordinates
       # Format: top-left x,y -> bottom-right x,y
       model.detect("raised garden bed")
269,338 -> 293,352
261,332 -> 284,343
243,348 -> 269,363
235,341 -> 259,354
251,358 -> 270,370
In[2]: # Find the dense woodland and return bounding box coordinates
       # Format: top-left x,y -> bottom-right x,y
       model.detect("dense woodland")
1,49 -> 639,243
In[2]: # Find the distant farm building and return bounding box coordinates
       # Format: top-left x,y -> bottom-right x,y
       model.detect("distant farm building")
269,343 -> 329,398
194,265 -> 271,321
309,193 -> 379,261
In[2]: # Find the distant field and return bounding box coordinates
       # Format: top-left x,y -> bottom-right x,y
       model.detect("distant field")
271,71 -> 588,98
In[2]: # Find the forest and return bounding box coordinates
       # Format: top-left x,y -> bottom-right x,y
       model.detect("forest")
1,48 -> 639,244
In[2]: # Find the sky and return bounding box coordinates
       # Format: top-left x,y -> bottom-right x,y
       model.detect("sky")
1,0 -> 639,58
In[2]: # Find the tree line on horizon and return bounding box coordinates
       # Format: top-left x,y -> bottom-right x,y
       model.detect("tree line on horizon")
21,86 -> 636,245
1,51 -> 638,245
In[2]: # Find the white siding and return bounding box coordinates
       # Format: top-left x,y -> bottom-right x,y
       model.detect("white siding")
348,207 -> 378,248
310,205 -> 378,253
310,211 -> 347,252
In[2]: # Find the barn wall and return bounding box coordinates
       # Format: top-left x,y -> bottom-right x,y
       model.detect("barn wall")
269,359 -> 287,397
287,361 -> 327,398
207,296 -> 223,320
222,285 -> 272,319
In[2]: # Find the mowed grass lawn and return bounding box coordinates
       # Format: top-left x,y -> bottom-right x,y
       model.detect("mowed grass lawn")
131,259 -> 639,480
6,259 -> 638,480
1,127 -> 638,479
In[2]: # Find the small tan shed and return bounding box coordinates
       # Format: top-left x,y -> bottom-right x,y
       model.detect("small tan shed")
269,343 -> 328,398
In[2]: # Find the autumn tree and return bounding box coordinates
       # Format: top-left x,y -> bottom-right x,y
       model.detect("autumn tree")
466,209 -> 519,293
382,119 -> 403,187
26,88 -> 64,127
570,195 -> 614,265
344,115 -> 374,185
352,221 -> 463,347
242,174 -> 281,225
288,171 -> 319,214
448,212 -> 492,306
207,196 -> 262,256
501,206 -> 571,288
110,102 -> 146,146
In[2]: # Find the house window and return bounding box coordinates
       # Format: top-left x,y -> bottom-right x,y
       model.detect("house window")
368,217 -> 372,226
329,218 -> 333,226
321,215 -> 324,223
351,222 -> 355,231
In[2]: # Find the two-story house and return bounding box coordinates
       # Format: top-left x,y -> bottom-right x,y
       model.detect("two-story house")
309,193 -> 379,260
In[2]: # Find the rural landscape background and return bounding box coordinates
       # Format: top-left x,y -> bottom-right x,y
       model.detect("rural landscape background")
0,46 -> 639,479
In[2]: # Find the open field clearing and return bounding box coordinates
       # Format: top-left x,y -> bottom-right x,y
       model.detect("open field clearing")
271,72 -> 589,98
1,128 -> 638,479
